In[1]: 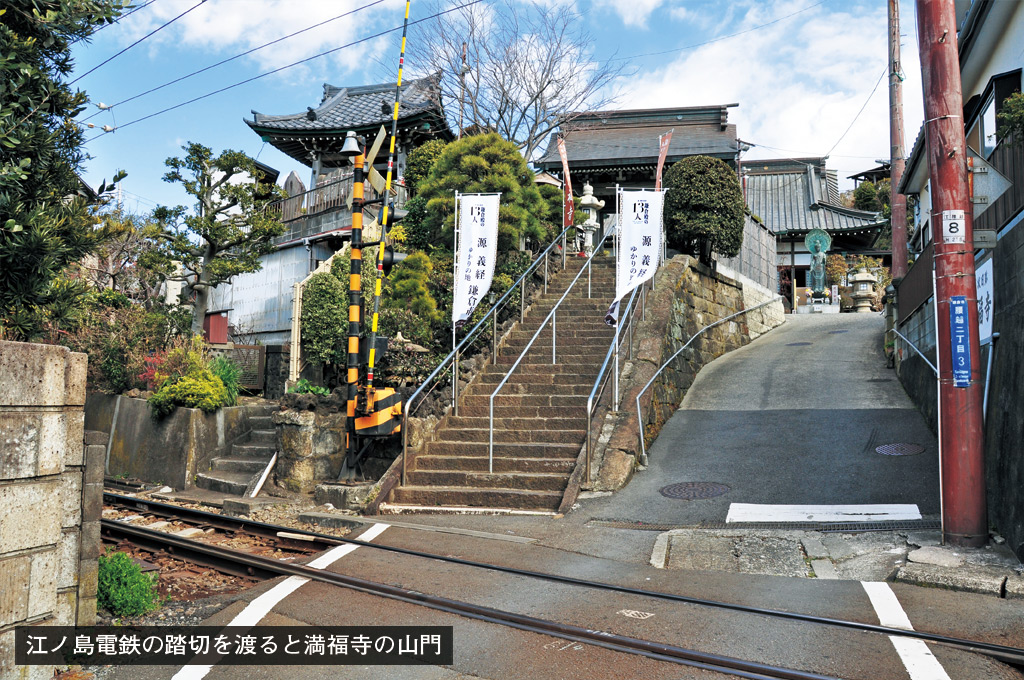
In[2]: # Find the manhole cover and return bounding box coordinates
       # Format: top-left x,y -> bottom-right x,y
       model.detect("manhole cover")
876,443 -> 926,456
829,330 -> 849,334
786,342 -> 812,346
659,482 -> 730,500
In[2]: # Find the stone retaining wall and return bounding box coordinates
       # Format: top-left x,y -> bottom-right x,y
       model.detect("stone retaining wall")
592,256 -> 785,490
1,342 -> 100,680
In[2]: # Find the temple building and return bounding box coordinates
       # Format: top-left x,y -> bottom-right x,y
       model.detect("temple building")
206,75 -> 452,345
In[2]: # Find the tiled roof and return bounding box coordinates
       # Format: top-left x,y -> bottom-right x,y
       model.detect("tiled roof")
247,75 -> 440,133
535,123 -> 738,169
744,161 -> 885,235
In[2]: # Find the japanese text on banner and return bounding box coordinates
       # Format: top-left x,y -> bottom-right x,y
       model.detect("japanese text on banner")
615,189 -> 665,304
453,194 -> 500,327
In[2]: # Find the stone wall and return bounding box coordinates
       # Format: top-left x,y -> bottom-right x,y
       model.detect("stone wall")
593,256 -> 785,489
273,393 -> 346,493
716,215 -> 778,293
85,394 -> 252,489
1,342 -> 100,680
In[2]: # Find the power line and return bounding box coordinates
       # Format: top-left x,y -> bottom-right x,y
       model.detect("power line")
79,0 -> 388,123
84,0 -> 483,143
70,0 -> 207,86
825,66 -> 888,156
609,0 -> 828,63
84,0 -> 160,40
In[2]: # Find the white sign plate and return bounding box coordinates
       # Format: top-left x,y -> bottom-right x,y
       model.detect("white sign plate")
976,258 -> 994,344
942,210 -> 966,244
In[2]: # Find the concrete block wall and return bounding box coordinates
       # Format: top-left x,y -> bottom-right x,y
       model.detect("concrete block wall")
0,341 -> 100,680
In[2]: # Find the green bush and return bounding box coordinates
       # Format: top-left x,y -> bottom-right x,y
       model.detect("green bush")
400,195 -> 432,252
663,155 -> 745,261
98,551 -> 161,617
288,378 -> 330,397
148,368 -> 228,418
386,251 -> 438,320
209,355 -> 242,406
405,139 -> 448,195
301,272 -> 348,366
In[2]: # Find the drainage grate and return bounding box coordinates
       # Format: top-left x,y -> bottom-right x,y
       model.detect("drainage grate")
786,342 -> 813,346
589,519 -> 942,533
659,482 -> 730,500
876,443 -> 926,456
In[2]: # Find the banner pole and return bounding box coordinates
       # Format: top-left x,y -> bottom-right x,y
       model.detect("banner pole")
614,184 -> 621,409
453,191 -> 460,412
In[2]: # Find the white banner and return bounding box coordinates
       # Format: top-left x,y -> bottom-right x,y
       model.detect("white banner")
615,189 -> 665,304
453,193 -> 500,327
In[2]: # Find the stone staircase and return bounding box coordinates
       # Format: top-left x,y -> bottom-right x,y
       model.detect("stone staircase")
388,256 -> 617,512
195,403 -> 278,495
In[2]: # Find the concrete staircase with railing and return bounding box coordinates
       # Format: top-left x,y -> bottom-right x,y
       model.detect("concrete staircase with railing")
195,403 -> 278,495
387,256 -> 617,512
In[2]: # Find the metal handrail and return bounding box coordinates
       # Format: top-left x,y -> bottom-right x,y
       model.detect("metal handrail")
486,228 -> 615,471
891,329 -> 938,376
400,225 -> 571,484
584,283 -> 648,482
634,296 -> 782,459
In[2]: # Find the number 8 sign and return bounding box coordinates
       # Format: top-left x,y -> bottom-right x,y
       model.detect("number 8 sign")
942,209 -> 966,244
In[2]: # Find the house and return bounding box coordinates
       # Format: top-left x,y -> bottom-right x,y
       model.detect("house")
742,158 -> 886,305
534,105 -> 777,291
894,0 -> 1024,559
206,76 -> 452,345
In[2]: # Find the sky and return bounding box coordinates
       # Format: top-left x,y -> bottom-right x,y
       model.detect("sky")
69,0 -> 926,216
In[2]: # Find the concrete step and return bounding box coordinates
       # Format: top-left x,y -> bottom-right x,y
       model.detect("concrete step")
247,429 -> 276,445
406,469 -> 569,491
249,415 -> 273,430
424,440 -> 579,459
210,457 -> 266,474
456,393 -> 587,410
472,371 -> 598,386
480,363 -> 598,375
194,470 -> 253,496
455,403 -> 587,419
440,427 -> 586,444
414,455 -> 576,474
493,352 -> 608,367
506,328 -> 613,340
391,485 -> 563,511
446,416 -> 585,431
463,381 -> 595,397
232,443 -> 276,458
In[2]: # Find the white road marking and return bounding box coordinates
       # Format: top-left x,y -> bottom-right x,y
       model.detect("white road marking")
171,523 -> 390,680
862,582 -> 951,680
726,503 -> 921,523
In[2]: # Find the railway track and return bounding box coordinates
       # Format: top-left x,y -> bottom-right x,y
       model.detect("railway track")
102,493 -> 1024,678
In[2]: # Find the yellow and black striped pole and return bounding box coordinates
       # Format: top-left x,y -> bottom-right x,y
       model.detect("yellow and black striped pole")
365,0 -> 411,405
344,150 -> 365,470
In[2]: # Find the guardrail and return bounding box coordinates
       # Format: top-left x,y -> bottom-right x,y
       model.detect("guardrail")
486,228 -> 615,471
583,282 -> 649,482
400,226 -> 571,484
891,329 -> 938,376
634,296 -> 782,460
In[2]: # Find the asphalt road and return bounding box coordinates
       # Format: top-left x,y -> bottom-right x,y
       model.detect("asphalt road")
579,313 -> 940,526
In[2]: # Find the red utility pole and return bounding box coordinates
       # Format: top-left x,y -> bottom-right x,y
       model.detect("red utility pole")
889,0 -> 908,279
915,0 -> 987,547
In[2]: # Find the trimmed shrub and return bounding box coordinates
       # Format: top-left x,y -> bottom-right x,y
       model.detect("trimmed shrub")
148,368 -> 229,418
301,272 -> 348,366
663,155 -> 745,261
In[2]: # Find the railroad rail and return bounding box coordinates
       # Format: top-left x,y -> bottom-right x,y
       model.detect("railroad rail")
102,494 -> 1024,669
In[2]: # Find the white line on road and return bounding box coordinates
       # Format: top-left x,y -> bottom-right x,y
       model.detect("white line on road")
862,581 -> 951,680
171,522 -> 390,680
726,503 -> 922,523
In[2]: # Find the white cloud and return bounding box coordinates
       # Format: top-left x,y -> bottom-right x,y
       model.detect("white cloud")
594,0 -> 667,28
607,0 -> 924,188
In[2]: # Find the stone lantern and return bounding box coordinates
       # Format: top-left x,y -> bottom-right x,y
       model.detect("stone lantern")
578,182 -> 605,255
849,268 -> 877,313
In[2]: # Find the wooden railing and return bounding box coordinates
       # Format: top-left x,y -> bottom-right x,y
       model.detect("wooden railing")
267,170 -> 410,223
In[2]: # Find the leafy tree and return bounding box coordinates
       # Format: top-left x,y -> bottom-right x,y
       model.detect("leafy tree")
416,133 -> 545,252
404,139 -> 447,195
853,181 -> 879,212
996,91 -> 1024,144
300,272 -> 347,366
150,143 -> 286,334
825,254 -> 848,286
663,155 -> 745,262
401,195 -> 432,252
385,251 -> 438,320
0,0 -> 128,339
86,210 -> 176,307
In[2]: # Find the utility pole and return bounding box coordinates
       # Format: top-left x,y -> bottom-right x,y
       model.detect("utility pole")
889,0 -> 908,279
915,0 -> 987,547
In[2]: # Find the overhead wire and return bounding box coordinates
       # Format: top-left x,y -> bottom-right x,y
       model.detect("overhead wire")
79,0 -> 388,123
825,66 -> 889,157
70,0 -> 208,86
80,0 -> 160,41
84,0 -> 483,143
